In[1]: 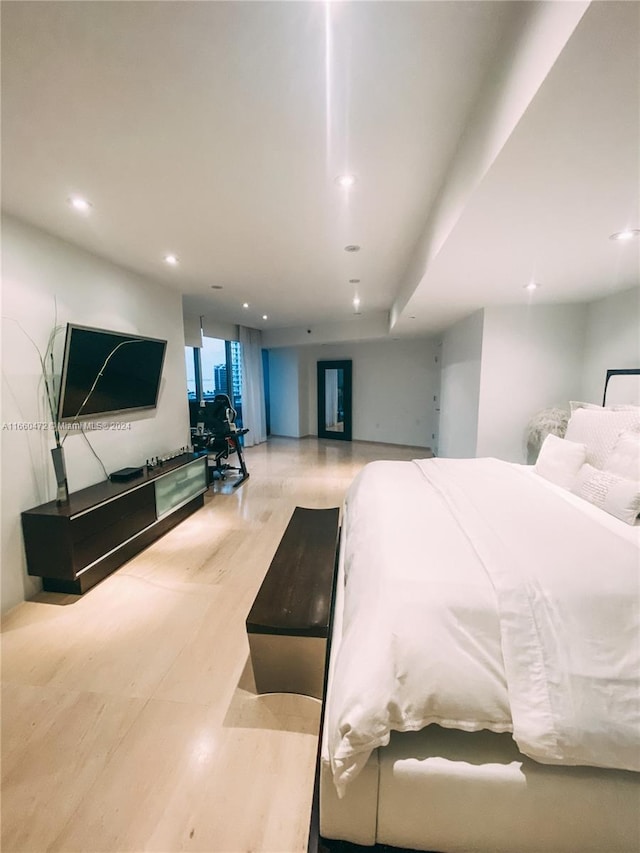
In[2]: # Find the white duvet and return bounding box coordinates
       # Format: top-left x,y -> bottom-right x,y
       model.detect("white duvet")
328,457 -> 640,795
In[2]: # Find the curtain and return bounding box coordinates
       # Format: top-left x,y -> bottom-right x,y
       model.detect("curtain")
183,313 -> 202,348
239,326 -> 267,447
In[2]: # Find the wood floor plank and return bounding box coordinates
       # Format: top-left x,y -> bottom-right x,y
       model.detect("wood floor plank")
1,683 -> 145,853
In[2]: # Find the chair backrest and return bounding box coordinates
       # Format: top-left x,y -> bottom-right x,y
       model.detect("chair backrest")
205,394 -> 236,435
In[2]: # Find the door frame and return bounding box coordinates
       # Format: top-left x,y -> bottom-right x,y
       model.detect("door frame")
317,360 -> 352,441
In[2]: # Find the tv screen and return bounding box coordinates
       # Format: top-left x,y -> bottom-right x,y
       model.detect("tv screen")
57,324 -> 167,421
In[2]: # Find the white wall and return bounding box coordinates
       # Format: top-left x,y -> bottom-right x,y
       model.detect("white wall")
1,215 -> 188,613
436,292 -> 636,464
262,311 -> 390,349
438,310 -> 484,458
581,287 -> 640,404
294,337 -> 440,448
266,337 -> 439,447
268,347 -> 302,437
475,304 -> 587,462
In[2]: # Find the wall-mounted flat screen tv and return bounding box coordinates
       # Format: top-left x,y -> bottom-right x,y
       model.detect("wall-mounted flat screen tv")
57,324 -> 167,421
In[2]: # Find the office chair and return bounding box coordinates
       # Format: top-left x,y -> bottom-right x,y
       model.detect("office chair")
205,394 -> 249,487
206,394 -> 236,435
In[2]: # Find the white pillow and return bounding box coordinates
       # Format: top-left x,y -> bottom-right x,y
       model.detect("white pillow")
604,430 -> 640,481
534,434 -> 587,489
571,463 -> 640,525
564,407 -> 640,469
570,401 -> 640,413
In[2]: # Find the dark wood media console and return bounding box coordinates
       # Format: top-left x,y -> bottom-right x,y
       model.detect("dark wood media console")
21,454 -> 208,594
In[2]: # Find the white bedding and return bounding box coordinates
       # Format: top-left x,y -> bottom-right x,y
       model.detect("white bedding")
328,458 -> 640,795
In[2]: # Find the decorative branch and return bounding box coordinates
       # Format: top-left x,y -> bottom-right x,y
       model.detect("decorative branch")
2,315 -> 65,446
526,407 -> 570,451
61,339 -> 141,443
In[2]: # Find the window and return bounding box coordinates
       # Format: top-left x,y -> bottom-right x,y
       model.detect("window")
200,337 -> 228,399
184,337 -> 244,427
227,340 -> 244,427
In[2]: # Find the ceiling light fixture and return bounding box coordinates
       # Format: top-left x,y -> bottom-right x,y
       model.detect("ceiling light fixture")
344,245 -> 360,253
242,302 -> 249,309
353,297 -> 361,308
335,174 -> 356,188
164,254 -> 179,266
262,314 -> 268,321
68,195 -> 92,213
524,282 -> 540,291
609,229 -> 640,241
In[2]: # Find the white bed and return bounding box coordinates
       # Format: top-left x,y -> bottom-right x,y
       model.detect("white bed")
319,409 -> 640,852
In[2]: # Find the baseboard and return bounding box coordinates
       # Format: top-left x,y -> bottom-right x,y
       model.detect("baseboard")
268,435 -> 433,453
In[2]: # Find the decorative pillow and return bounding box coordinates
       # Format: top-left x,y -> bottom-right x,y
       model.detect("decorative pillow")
564,407 -> 640,469
570,401 -> 640,413
571,464 -> 640,525
534,434 -> 587,489
604,430 -> 640,481
570,401 -> 599,413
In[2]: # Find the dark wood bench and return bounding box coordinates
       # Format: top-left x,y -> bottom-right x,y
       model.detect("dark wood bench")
246,506 -> 340,700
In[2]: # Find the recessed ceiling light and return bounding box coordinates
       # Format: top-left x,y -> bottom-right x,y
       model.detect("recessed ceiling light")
349,278 -> 360,284
353,297 -> 361,308
262,314 -> 268,320
210,285 -> 223,290
344,245 -> 360,253
242,302 -> 249,309
335,174 -> 356,188
609,229 -> 640,241
68,195 -> 92,213
524,282 -> 540,291
164,254 -> 179,266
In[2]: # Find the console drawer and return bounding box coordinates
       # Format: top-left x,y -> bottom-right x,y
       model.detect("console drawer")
71,502 -> 157,570
70,483 -> 154,542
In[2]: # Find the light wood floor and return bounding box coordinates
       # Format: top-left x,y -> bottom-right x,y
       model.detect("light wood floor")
2,437 -> 431,853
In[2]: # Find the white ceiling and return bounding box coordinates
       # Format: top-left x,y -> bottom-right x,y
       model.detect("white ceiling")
2,1 -> 638,339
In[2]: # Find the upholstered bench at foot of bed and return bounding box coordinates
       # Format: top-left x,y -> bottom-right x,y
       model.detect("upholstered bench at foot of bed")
246,506 -> 340,700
